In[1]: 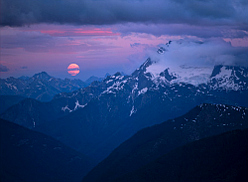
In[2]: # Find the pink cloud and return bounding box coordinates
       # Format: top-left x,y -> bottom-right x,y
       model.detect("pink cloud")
0,24 -> 200,79
0,24 -> 178,79
40,30 -> 67,34
23,24 -> 120,37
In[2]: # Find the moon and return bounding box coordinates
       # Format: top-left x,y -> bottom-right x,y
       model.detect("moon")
67,63 -> 80,76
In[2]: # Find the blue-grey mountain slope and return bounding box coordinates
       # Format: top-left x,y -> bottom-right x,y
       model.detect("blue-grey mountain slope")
0,118 -> 94,182
0,72 -> 87,102
82,103 -> 248,182
114,129 -> 248,182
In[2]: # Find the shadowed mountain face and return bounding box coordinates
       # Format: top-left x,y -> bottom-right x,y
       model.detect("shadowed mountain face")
82,103 -> 248,182
0,95 -> 26,114
114,129 -> 248,182
0,118 -> 95,182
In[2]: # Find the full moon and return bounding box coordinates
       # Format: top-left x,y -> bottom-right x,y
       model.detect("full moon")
67,63 -> 80,76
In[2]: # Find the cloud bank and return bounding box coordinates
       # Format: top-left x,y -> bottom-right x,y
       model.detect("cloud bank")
145,39 -> 248,85
1,0 -> 247,30
148,39 -> 248,69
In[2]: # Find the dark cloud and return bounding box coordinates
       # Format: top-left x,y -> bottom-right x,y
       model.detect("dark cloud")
0,29 -> 116,54
114,23 -> 248,39
1,31 -> 54,52
0,64 -> 9,72
1,0 -> 247,32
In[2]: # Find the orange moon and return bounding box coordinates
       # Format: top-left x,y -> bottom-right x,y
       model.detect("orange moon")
67,63 -> 80,76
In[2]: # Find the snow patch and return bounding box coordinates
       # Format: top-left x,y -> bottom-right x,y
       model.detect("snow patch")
138,87 -> 148,96
146,64 -> 212,86
5,83 -> 18,90
146,64 -> 167,77
62,100 -> 87,113
130,106 -> 137,116
61,105 -> 73,112
74,100 -> 87,110
213,67 -> 232,79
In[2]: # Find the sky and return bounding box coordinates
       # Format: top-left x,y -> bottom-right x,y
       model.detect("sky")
0,0 -> 248,80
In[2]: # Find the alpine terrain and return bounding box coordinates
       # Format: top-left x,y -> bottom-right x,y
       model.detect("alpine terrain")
0,72 -> 88,102
1,41 -> 248,164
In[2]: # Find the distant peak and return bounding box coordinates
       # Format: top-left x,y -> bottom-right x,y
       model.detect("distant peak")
85,75 -> 103,84
32,71 -> 52,80
114,72 -> 122,76
140,58 -> 153,70
210,65 -> 223,77
34,71 -> 49,75
104,73 -> 111,78
132,58 -> 153,77
18,76 -> 30,80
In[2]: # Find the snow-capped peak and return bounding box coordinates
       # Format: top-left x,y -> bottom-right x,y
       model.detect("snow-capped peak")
210,65 -> 248,91
145,62 -> 212,86
138,40 -> 248,87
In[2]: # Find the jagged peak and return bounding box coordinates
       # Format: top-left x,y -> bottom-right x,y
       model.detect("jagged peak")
32,71 -> 52,80
211,65 -> 248,78
132,58 -> 153,77
114,72 -> 122,76
159,69 -> 177,82
140,58 -> 153,70
104,73 -> 111,78
210,65 -> 223,77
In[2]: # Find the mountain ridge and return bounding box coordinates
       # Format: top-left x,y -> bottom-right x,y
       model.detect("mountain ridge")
82,103 -> 248,182
0,118 -> 95,182
0,72 -> 104,102
114,129 -> 248,182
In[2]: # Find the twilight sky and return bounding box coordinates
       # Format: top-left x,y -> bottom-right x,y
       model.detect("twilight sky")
0,0 -> 248,80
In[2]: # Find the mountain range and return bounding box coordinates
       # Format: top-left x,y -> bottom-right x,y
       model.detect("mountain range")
1,43 -> 248,163
0,72 -> 103,102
